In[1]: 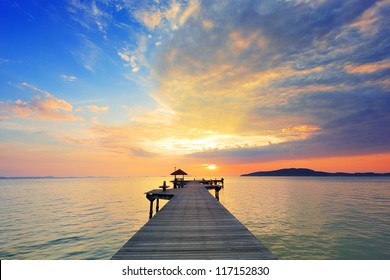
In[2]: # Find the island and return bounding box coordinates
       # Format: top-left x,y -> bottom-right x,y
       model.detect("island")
241,168 -> 390,177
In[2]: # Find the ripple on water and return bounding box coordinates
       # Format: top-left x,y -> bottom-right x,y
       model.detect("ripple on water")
0,177 -> 389,259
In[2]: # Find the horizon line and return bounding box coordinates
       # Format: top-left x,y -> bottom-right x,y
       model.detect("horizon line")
2,167 -> 390,179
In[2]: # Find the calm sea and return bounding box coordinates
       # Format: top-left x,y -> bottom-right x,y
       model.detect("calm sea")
0,176 -> 389,260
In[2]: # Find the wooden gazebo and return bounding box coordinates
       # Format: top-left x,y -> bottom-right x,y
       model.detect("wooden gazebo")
170,168 -> 188,188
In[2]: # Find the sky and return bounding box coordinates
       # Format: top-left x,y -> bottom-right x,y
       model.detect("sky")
0,0 -> 389,176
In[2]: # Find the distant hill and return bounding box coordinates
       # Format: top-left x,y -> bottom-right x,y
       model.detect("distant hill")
241,168 -> 390,177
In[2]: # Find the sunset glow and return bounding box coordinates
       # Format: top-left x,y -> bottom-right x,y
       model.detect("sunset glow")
0,1 -> 389,176
207,164 -> 217,170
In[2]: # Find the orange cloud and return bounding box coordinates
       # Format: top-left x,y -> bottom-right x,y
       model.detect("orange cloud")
202,19 -> 214,29
165,1 -> 182,23
59,136 -> 96,145
134,0 -> 197,30
282,125 -> 321,135
229,31 -> 266,54
350,0 -> 389,35
0,86 -> 82,121
135,9 -> 162,29
0,141 -> 173,177
152,43 -> 325,135
87,105 -> 109,112
345,60 -> 390,74
59,121 -> 157,157
179,0 -> 199,25
37,93 -> 73,112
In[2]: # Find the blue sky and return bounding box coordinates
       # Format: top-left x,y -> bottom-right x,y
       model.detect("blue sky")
0,0 -> 389,176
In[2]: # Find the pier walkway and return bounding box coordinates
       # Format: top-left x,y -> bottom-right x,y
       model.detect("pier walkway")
111,181 -> 276,260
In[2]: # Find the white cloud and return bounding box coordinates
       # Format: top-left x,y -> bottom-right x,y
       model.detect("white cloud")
73,38 -> 102,73
68,0 -> 110,37
117,35 -> 148,73
118,51 -> 140,72
61,75 -> 77,82
17,82 -> 45,93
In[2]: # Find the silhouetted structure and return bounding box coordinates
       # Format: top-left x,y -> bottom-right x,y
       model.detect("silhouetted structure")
171,168 -> 188,188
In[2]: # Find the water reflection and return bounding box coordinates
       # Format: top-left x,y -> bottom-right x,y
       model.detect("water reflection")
0,177 -> 389,259
221,177 -> 390,259
0,177 -> 169,259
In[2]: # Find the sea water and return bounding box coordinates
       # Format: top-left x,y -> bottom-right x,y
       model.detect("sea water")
0,176 -> 389,259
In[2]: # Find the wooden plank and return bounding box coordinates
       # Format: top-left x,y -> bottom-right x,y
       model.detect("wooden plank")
111,181 -> 276,260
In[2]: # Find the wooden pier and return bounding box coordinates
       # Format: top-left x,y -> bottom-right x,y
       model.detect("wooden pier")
111,180 -> 276,260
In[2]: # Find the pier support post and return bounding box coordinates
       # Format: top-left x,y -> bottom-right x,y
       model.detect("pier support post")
215,186 -> 221,201
156,198 -> 159,213
146,193 -> 155,219
149,199 -> 154,219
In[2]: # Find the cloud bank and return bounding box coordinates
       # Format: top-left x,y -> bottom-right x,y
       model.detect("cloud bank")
0,83 -> 82,121
144,0 -> 390,162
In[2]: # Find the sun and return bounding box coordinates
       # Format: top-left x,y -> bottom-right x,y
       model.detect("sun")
207,164 -> 217,170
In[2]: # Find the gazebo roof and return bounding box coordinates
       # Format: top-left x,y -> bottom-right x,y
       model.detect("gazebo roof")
170,169 -> 188,176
